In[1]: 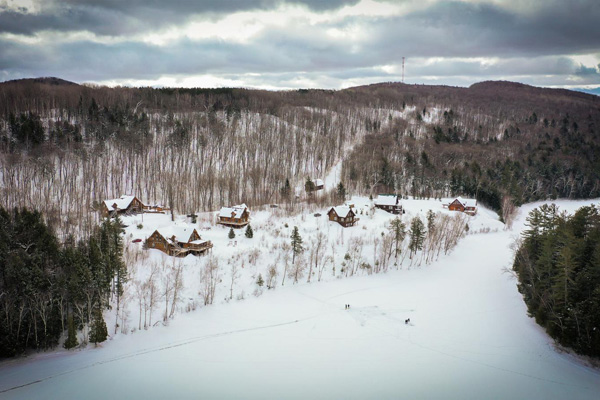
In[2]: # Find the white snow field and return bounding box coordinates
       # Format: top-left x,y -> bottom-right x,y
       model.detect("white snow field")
1,199 -> 600,399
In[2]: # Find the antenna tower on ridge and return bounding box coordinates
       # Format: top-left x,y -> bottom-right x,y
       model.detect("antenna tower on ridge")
402,57 -> 405,83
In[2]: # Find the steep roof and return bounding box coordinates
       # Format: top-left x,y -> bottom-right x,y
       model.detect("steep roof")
103,195 -> 136,211
155,226 -> 198,244
219,204 -> 248,219
455,197 -> 477,208
330,206 -> 354,218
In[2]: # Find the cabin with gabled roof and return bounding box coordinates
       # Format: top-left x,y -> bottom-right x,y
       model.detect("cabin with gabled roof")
305,178 -> 324,192
447,197 -> 478,215
146,226 -> 213,257
314,179 -> 324,191
374,194 -> 403,214
217,204 -> 250,228
327,206 -> 359,227
101,195 -> 144,217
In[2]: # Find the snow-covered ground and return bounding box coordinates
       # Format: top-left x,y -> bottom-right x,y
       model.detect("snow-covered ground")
1,198 -> 600,399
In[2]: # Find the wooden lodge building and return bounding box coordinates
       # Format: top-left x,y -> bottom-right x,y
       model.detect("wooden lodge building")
327,206 -> 359,227
313,179 -> 324,191
217,204 -> 250,228
143,203 -> 170,214
447,197 -> 478,215
101,195 -> 144,217
146,226 -> 213,257
374,194 -> 403,214
306,178 -> 324,192
101,195 -> 170,217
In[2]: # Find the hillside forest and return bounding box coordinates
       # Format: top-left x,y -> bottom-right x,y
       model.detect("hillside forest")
0,78 -> 600,359
0,79 -> 599,237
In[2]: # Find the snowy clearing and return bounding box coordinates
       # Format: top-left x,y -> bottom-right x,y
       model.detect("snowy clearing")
1,198 -> 599,399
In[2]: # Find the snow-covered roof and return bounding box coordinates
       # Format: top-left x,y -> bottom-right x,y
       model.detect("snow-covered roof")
374,195 -> 399,206
314,179 -> 324,187
219,204 -> 248,219
330,206 -> 353,218
156,226 -> 198,243
455,197 -> 477,208
103,195 -> 136,211
189,239 -> 208,245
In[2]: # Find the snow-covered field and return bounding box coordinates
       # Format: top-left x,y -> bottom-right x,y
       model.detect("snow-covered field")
1,198 -> 600,399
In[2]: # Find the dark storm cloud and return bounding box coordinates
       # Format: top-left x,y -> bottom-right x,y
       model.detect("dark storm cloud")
359,1 -> 600,60
0,0 -> 599,87
0,0 -> 360,36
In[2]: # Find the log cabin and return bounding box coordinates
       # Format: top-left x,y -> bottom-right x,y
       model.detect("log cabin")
374,194 -> 403,214
217,204 -> 250,228
447,197 -> 478,215
146,226 -> 213,257
314,179 -> 324,191
143,204 -> 170,214
306,178 -> 324,192
327,206 -> 359,227
101,195 -> 144,217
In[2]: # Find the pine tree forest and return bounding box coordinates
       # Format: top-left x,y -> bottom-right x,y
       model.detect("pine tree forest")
513,204 -> 600,358
0,206 -> 124,356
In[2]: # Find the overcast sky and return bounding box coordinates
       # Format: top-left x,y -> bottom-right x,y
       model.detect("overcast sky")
1,0 -> 599,90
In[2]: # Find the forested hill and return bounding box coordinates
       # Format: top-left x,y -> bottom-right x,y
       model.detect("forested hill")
0,78 -> 599,235
341,81 -> 600,213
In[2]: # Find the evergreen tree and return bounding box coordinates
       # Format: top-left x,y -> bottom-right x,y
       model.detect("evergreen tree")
305,178 -> 315,193
89,304 -> 108,345
408,217 -> 425,258
0,206 -> 63,355
389,217 -> 406,262
105,217 -> 127,334
426,210 -> 435,233
336,182 -> 346,201
513,204 -> 600,358
9,112 -> 45,147
281,178 -> 291,200
228,228 -> 236,239
64,314 -> 78,349
256,274 -> 264,287
245,224 -> 254,238
290,226 -> 303,264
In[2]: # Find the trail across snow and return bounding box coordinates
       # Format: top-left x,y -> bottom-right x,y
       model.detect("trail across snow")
1,199 -> 600,399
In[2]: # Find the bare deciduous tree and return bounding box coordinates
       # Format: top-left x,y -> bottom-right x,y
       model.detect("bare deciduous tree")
502,196 -> 517,230
229,262 -> 240,300
307,231 -> 326,283
288,255 -> 306,284
266,262 -> 278,289
200,256 -> 220,306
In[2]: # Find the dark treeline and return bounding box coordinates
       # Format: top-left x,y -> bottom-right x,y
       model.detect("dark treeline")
0,78 -> 599,237
513,204 -> 600,358
0,206 -> 124,357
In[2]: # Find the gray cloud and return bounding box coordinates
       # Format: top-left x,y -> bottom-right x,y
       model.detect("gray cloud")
0,0 -> 599,88
0,0 -> 361,36
359,1 -> 600,60
575,64 -> 600,76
